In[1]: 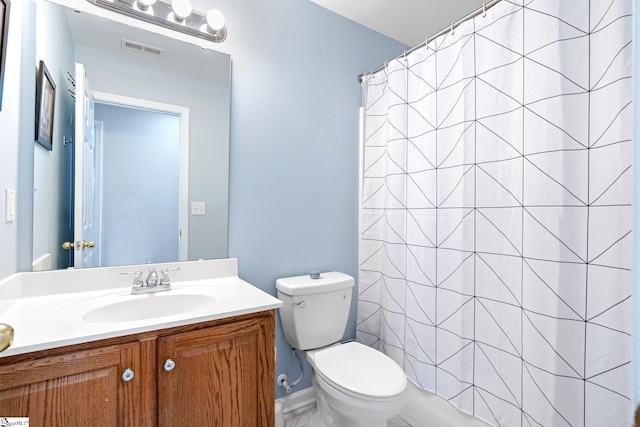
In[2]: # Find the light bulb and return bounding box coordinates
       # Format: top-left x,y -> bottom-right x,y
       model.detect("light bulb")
172,0 -> 192,20
206,9 -> 226,32
136,0 -> 156,9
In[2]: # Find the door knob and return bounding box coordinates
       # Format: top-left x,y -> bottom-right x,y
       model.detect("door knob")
0,323 -> 14,353
61,241 -> 95,250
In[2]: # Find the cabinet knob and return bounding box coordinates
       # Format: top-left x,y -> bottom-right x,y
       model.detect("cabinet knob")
121,368 -> 134,382
164,359 -> 176,371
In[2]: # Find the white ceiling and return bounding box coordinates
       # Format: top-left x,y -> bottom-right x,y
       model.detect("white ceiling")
309,0 -> 488,46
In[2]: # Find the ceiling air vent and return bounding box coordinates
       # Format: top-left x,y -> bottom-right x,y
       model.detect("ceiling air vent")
121,39 -> 165,57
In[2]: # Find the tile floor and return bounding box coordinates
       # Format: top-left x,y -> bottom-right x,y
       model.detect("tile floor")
284,403 -> 413,427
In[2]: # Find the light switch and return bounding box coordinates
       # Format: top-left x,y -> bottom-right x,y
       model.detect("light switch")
5,189 -> 15,223
191,201 -> 206,216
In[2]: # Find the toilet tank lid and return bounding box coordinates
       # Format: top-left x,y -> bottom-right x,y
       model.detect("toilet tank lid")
276,272 -> 354,296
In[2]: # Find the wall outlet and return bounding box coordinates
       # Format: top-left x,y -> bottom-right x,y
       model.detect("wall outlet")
191,201 -> 206,216
5,189 -> 15,223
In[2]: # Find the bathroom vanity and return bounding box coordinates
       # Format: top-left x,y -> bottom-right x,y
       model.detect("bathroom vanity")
0,259 -> 281,426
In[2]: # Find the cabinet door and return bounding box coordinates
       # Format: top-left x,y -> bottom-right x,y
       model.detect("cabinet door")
158,314 -> 275,427
0,342 -> 140,427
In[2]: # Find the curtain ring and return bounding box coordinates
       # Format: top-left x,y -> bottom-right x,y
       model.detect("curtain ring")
451,21 -> 455,35
482,3 -> 487,17
403,50 -> 408,62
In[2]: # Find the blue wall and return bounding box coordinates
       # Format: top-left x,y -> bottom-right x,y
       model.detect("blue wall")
210,0 -> 407,397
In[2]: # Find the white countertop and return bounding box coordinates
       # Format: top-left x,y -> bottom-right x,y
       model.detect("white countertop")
0,259 -> 282,358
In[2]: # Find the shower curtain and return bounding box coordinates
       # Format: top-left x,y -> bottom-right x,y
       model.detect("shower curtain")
357,1 -> 633,426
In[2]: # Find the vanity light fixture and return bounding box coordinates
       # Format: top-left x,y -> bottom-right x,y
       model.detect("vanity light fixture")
87,0 -> 227,43
135,0 -> 156,11
170,0 -> 192,22
206,9 -> 225,33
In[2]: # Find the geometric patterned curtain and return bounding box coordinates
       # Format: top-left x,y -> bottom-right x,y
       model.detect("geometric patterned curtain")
357,1 -> 633,425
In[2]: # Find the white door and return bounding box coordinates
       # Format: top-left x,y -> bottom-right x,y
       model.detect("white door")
73,63 -> 97,268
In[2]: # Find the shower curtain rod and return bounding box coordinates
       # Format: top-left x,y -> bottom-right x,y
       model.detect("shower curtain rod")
357,0 -> 503,83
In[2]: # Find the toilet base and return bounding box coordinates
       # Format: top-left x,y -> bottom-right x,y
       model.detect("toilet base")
310,374 -> 400,427
309,395 -> 388,427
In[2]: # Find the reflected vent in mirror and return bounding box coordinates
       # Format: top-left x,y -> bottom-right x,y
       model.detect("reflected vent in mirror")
121,39 -> 165,57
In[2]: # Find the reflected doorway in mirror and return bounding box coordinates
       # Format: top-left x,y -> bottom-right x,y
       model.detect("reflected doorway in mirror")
85,90 -> 190,268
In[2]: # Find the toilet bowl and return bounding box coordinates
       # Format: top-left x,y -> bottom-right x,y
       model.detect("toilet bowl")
276,272 -> 408,427
305,342 -> 407,427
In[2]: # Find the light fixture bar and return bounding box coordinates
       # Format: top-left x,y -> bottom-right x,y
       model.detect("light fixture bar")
87,0 -> 227,43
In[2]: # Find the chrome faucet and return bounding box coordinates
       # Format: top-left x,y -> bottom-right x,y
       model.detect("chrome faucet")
121,266 -> 179,295
146,268 -> 159,286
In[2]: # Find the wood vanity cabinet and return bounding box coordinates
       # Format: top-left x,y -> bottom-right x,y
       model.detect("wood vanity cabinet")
0,342 -> 141,426
157,315 -> 274,426
0,311 -> 275,427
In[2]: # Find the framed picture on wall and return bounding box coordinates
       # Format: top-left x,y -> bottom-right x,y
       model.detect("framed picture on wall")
0,0 -> 10,111
35,60 -> 56,151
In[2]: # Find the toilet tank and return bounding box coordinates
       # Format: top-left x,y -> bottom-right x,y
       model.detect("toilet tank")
276,272 -> 354,350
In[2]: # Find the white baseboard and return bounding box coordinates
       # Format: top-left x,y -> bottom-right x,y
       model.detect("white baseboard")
32,253 -> 51,271
276,387 -> 316,414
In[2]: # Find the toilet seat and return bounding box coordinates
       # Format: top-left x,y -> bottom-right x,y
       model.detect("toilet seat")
312,342 -> 406,400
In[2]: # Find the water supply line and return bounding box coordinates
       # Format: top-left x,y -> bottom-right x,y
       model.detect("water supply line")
277,349 -> 304,393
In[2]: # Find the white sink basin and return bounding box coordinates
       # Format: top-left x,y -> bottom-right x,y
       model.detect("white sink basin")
81,293 -> 217,323
0,259 -> 284,358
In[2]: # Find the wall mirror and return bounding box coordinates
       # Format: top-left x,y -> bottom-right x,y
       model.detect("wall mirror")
32,0 -> 231,271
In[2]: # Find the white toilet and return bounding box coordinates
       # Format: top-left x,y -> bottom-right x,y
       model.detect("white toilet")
276,272 -> 407,427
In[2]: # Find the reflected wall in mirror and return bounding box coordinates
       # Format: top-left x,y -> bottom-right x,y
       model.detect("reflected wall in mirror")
32,0 -> 231,271
94,101 -> 182,268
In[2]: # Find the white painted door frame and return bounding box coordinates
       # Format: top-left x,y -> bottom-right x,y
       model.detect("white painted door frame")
93,91 -> 190,261
94,120 -> 104,267
74,63 -> 97,268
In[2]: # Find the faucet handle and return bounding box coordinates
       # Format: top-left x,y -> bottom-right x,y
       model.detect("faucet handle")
160,267 -> 180,286
121,271 -> 144,287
